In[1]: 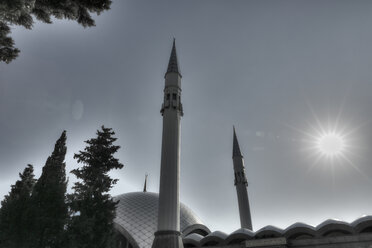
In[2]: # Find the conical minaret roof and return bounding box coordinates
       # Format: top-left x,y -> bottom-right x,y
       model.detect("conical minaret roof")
233,126 -> 243,158
165,39 -> 182,78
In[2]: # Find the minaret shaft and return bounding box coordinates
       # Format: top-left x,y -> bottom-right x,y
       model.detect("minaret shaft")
152,40 -> 184,248
233,128 -> 253,230
233,157 -> 253,230
158,107 -> 181,230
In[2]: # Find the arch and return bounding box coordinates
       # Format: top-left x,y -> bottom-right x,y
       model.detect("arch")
284,223 -> 316,240
200,231 -> 228,247
322,230 -> 353,237
182,224 -> 211,237
352,216 -> 372,234
288,233 -> 315,240
316,220 -> 354,237
360,226 -> 372,234
224,228 -> 254,245
255,226 -> 283,239
183,233 -> 204,247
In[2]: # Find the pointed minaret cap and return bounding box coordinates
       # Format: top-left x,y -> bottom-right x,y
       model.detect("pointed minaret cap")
143,174 -> 148,193
233,126 -> 243,158
165,38 -> 182,78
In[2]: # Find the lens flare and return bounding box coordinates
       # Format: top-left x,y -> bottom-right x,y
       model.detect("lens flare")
285,102 -> 370,183
316,132 -> 345,157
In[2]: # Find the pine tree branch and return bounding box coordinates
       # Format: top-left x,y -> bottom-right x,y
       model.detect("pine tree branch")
0,0 -> 112,63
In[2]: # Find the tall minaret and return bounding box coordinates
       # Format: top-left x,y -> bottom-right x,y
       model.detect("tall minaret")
152,39 -> 184,248
232,127 -> 253,230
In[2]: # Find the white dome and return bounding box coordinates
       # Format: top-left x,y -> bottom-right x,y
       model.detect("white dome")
114,192 -> 210,248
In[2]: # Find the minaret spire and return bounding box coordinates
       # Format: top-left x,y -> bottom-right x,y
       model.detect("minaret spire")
152,40 -> 184,248
165,38 -> 182,78
233,126 -> 242,158
232,127 -> 253,230
143,174 -> 148,193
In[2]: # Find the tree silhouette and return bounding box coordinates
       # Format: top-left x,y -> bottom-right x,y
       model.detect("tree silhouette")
30,131 -> 68,248
0,164 -> 36,248
0,0 -> 112,63
68,126 -> 123,248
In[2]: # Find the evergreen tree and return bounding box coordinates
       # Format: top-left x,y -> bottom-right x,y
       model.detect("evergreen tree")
29,130 -> 68,248
0,164 -> 36,248
0,0 -> 112,63
68,126 -> 124,248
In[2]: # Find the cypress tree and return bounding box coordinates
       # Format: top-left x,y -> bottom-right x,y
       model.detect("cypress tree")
30,130 -> 68,248
0,164 -> 36,248
68,126 -> 124,248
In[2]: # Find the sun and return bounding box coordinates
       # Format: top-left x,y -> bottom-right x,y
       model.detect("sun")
284,103 -> 369,181
316,132 -> 345,157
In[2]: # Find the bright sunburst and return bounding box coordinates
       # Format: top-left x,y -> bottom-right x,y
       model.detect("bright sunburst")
316,132 -> 346,157
284,102 -> 370,183
303,120 -> 355,165
285,103 -> 361,169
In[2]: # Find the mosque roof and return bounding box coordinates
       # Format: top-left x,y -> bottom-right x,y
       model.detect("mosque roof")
182,216 -> 372,247
114,192 -> 210,248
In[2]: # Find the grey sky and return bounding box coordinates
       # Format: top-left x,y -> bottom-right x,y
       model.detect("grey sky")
1,0 -> 372,234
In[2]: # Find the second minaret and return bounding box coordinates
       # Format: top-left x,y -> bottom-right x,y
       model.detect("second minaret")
232,127 -> 253,230
152,39 -> 184,248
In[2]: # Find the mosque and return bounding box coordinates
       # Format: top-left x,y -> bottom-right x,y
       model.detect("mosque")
113,41 -> 372,248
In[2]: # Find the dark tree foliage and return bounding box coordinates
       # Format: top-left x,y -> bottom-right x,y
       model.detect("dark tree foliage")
0,164 -> 36,248
0,0 -> 111,63
29,131 -> 68,248
68,126 -> 124,248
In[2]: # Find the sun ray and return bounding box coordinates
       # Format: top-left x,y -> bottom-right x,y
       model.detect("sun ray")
305,100 -> 327,134
286,98 -> 370,184
342,120 -> 370,137
284,123 -> 317,139
339,153 -> 372,183
304,153 -> 323,174
331,162 -> 335,189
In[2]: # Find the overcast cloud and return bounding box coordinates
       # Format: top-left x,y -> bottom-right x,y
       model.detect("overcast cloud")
1,0 -> 372,233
